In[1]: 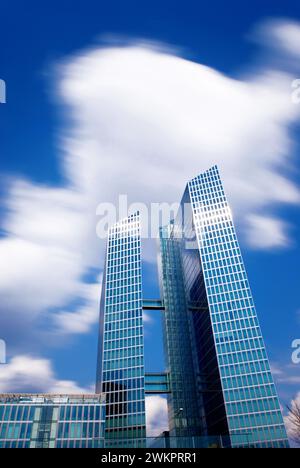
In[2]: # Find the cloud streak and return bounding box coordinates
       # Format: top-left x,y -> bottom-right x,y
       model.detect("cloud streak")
0,355 -> 93,394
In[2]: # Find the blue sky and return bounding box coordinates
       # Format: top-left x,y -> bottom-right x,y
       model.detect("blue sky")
1,0 -> 300,435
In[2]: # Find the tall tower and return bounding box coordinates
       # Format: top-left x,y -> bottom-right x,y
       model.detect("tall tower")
158,166 -> 289,448
158,223 -> 206,440
97,167 -> 289,448
96,212 -> 146,447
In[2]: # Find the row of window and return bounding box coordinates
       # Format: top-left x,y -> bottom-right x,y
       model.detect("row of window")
104,318 -> 143,331
206,267 -> 247,283
103,346 -> 144,361
106,293 -> 142,305
103,356 -> 144,371
102,367 -> 144,381
226,397 -> 281,416
104,329 -> 143,341
107,250 -> 139,261
211,309 -> 257,325
102,378 -> 144,392
106,278 -> 141,290
214,326 -> 262,344
207,281 -> 250,297
0,422 -> 31,440
224,383 -> 277,402
106,267 -> 140,278
109,221 -> 139,231
219,349 -> 268,366
203,256 -> 244,274
231,429 -> 287,447
203,258 -> 245,277
57,422 -> 103,439
108,239 -> 140,250
109,224 -> 139,234
105,403 -> 145,417
106,266 -> 141,276
216,337 -> 265,355
58,405 -> 104,421
220,359 -> 271,378
105,414 -> 145,429
0,405 -> 35,422
105,390 -> 145,404
213,316 -> 259,333
56,439 -> 104,448
222,371 -> 273,391
104,337 -> 143,351
106,289 -> 142,299
190,191 -> 226,206
210,297 -> 254,313
228,412 -> 285,431
105,315 -> 143,326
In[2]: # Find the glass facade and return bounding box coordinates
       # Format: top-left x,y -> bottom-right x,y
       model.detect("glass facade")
0,394 -> 105,448
96,212 -> 146,447
158,166 -> 289,448
158,223 -> 205,439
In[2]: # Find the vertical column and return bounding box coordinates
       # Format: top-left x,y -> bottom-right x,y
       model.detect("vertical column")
188,166 -> 289,448
158,222 -> 205,443
99,212 -> 146,447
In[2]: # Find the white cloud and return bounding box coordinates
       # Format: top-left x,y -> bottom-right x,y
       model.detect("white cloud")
143,312 -> 153,324
246,214 -> 291,249
0,18 -> 300,356
282,376 -> 300,385
53,282 -> 100,335
57,30 -> 300,257
0,355 -> 92,394
4,181 -> 86,253
0,237 -> 81,313
256,19 -> 300,58
271,362 -> 300,386
145,395 -> 169,437
270,363 -> 284,376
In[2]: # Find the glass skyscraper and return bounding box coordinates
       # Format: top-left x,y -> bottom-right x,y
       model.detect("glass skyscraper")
158,165 -> 289,448
0,394 -> 105,448
96,165 -> 289,448
158,224 -> 205,440
96,212 -> 146,447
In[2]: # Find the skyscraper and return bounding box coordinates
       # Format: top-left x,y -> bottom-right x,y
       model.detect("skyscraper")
97,166 -> 289,448
158,165 -> 289,448
96,212 -> 146,447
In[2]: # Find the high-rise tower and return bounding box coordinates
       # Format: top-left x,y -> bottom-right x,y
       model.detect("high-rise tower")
96,212 -> 146,447
158,166 -> 289,448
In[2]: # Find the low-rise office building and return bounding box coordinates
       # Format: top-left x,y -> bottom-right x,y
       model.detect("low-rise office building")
0,393 -> 105,448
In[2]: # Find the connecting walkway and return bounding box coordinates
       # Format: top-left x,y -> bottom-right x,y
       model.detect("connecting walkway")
145,373 -> 170,394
